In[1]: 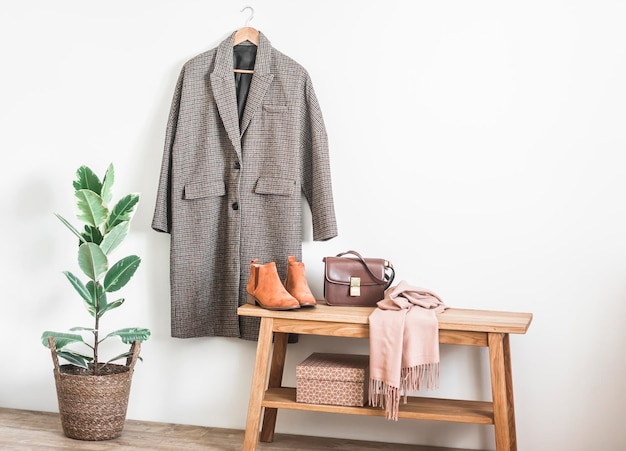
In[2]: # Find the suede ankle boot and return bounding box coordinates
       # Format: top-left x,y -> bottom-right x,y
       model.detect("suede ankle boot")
246,259 -> 300,310
285,256 -> 317,307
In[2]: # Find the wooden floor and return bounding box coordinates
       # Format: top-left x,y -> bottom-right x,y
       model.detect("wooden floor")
0,408 -> 481,451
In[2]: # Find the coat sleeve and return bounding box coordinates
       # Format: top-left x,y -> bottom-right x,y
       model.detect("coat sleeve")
152,67 -> 184,234
301,72 -> 339,241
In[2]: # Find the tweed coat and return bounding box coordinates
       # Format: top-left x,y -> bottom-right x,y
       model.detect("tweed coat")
152,32 -> 338,340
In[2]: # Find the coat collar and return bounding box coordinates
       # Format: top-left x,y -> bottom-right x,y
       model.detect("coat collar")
210,31 -> 275,156
212,31 -> 272,77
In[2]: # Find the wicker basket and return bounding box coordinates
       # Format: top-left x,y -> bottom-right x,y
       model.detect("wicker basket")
48,338 -> 141,441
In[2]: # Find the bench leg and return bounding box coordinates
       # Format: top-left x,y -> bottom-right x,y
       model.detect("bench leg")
243,317 -> 274,451
260,331 -> 289,442
488,332 -> 517,451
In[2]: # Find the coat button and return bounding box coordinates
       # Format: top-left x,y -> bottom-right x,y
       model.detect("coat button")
233,162 -> 241,170
232,202 -> 239,210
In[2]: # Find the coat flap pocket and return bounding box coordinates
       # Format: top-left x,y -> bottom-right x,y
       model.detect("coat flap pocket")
254,177 -> 296,196
184,180 -> 226,199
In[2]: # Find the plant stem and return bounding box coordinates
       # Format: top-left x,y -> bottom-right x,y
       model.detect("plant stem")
93,284 -> 100,376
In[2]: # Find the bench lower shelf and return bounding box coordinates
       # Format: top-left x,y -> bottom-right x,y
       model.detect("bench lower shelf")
263,387 -> 494,424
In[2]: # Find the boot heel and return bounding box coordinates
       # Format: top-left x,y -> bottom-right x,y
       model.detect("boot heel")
246,293 -> 258,306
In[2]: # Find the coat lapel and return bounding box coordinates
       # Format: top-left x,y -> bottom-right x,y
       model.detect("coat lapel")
210,32 -> 275,151
210,33 -> 243,154
240,33 -> 274,137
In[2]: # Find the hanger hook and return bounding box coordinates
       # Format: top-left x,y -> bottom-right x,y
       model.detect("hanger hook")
241,6 -> 255,27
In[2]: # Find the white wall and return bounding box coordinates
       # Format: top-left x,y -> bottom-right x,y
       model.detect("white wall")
1,1 -> 625,450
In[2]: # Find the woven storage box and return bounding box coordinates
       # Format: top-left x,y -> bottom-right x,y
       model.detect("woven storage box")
296,353 -> 369,407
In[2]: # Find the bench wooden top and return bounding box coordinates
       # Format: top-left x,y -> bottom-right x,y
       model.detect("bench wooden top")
237,303 -> 532,335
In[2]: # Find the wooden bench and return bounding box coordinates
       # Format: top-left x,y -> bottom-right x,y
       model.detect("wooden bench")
238,303 -> 533,451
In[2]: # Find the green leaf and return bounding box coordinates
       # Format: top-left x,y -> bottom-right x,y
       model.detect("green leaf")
105,351 -> 142,365
62,271 -> 94,313
81,225 -> 103,245
105,193 -> 139,232
105,327 -> 151,344
69,326 -> 96,333
57,351 -> 91,369
73,166 -> 102,195
55,213 -> 87,245
41,331 -> 86,349
78,243 -> 108,281
103,255 -> 140,292
75,189 -> 108,228
98,298 -> 125,318
85,281 -> 106,317
100,221 -> 129,255
101,163 -> 115,204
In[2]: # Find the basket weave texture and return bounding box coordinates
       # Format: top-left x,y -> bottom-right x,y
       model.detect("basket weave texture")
49,339 -> 140,441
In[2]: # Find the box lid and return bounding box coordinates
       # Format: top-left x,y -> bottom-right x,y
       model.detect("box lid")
296,353 -> 369,383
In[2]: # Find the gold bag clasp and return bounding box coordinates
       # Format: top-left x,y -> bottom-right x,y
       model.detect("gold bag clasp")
350,277 -> 360,296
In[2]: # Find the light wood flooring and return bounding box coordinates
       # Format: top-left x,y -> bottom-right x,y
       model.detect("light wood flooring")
0,408 -> 481,451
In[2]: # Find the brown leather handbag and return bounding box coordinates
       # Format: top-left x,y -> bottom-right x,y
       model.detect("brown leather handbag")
323,250 -> 395,307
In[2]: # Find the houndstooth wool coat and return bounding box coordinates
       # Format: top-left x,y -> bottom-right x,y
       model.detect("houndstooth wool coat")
152,32 -> 338,341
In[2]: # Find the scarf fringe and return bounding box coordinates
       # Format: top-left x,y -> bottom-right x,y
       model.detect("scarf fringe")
369,362 -> 440,421
369,379 -> 400,421
402,362 -> 440,394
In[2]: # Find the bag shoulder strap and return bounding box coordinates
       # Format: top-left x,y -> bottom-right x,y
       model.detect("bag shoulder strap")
335,250 -> 395,287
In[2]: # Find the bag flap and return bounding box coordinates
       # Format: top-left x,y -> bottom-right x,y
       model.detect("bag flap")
323,256 -> 387,287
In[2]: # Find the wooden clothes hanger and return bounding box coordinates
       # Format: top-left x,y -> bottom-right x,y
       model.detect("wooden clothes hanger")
233,6 -> 259,74
233,27 -> 259,47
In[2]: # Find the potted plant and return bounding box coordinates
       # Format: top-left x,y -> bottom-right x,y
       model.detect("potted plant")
41,163 -> 150,441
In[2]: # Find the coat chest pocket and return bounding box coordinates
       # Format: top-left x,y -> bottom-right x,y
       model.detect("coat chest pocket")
254,177 -> 296,196
256,104 -> 294,137
262,104 -> 288,114
183,180 -> 226,199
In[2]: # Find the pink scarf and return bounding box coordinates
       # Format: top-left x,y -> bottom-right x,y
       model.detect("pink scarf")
368,280 -> 448,420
